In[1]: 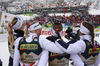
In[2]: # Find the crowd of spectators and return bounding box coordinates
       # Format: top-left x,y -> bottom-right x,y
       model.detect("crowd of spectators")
32,14 -> 100,26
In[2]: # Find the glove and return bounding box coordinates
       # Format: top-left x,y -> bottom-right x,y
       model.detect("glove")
46,36 -> 59,42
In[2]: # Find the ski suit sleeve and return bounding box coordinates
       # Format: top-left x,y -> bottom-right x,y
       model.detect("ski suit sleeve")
71,54 -> 84,66
55,39 -> 86,54
39,37 -> 64,54
38,50 -> 49,66
13,37 -> 22,66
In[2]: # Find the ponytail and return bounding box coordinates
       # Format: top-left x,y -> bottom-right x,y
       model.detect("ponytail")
8,24 -> 14,48
24,26 -> 29,37
90,32 -> 95,50
57,32 -> 62,40
7,17 -> 17,48
55,29 -> 62,40
89,26 -> 95,51
25,21 -> 37,37
53,23 -> 63,40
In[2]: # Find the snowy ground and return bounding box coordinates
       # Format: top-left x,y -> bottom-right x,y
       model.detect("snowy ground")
0,35 -> 100,66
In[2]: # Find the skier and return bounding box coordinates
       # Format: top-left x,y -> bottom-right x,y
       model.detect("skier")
46,22 -> 70,66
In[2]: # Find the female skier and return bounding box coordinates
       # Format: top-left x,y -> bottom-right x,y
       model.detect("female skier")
8,16 -> 25,66
55,21 -> 100,66
13,21 -> 65,66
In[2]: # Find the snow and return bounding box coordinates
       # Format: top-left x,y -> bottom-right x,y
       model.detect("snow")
0,34 -> 8,42
88,9 -> 100,15
0,41 -> 9,66
16,14 -> 39,20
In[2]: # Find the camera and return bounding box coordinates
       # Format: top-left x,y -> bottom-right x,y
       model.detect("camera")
65,27 -> 79,40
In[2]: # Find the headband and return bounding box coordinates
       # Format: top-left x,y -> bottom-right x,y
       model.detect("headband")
12,17 -> 23,30
28,22 -> 42,31
80,23 -> 90,34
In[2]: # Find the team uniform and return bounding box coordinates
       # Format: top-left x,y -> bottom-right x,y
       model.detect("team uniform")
8,30 -> 24,66
8,16 -> 24,66
56,35 -> 100,66
18,35 -> 42,66
55,22 -> 100,66
47,36 -> 70,66
13,33 -> 65,66
48,52 -> 69,66
79,39 -> 100,66
38,36 -> 84,66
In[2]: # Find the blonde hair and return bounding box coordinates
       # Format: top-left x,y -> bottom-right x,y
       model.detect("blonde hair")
24,21 -> 37,37
7,17 -> 17,48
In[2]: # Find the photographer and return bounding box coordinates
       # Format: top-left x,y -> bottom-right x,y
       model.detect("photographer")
65,26 -> 80,40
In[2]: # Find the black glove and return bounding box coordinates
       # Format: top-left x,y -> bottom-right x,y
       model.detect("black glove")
46,36 -> 59,42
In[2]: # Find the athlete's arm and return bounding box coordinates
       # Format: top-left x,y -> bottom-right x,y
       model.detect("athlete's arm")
71,54 -> 84,66
39,37 -> 64,54
94,53 -> 100,66
13,37 -> 22,66
55,39 -> 86,54
38,50 -> 49,66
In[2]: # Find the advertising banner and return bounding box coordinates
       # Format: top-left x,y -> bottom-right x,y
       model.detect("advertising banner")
0,12 -> 16,42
